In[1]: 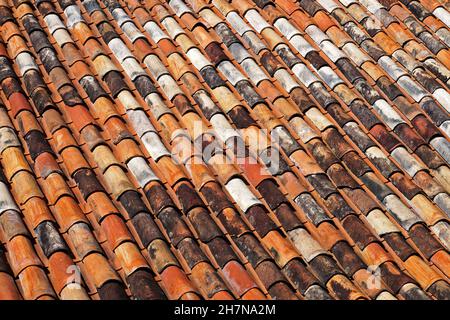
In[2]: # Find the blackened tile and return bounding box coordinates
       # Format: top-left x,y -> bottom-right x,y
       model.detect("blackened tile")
24,130 -> 54,161
256,179 -> 286,209
174,181 -> 205,212
246,205 -> 278,236
228,106 -> 257,129
409,224 -> 442,259
335,58 -> 363,84
97,21 -> 120,44
283,259 -> 319,293
309,254 -> 343,283
104,71 -> 129,98
208,237 -> 238,267
200,66 -> 227,89
35,221 -> 69,257
235,81 -> 266,107
178,237 -> 208,269
331,241 -> 366,276
305,51 -> 328,70
261,51 -> 282,77
204,42 -> 228,66
131,212 -> 164,247
187,207 -> 222,242
200,182 -> 233,213
342,214 -> 378,249
306,174 -> 337,199
73,169 -> 106,199
215,23 -> 241,47
235,233 -> 271,267
127,269 -> 166,300
274,203 -> 302,231
59,84 -> 84,106
383,232 -> 416,261
157,206 -> 192,245
80,76 -> 109,102
118,190 -> 149,218
98,281 -> 129,300
134,75 -> 157,97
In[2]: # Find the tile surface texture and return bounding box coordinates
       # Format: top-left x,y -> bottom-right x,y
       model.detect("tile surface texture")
0,0 -> 449,300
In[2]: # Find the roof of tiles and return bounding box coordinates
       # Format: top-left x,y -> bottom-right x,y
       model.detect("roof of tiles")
0,0 -> 449,300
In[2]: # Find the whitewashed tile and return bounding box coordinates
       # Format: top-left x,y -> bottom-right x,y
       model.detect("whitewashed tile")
144,54 -> 169,80
320,40 -> 345,63
274,68 -> 300,92
225,178 -> 262,212
112,8 -> 132,26
108,38 -> 133,62
16,52 -> 38,76
397,76 -> 428,102
53,29 -> 74,47
317,0 -> 341,12
144,21 -> 169,43
169,0 -> 193,16
141,131 -> 171,160
274,18 -> 301,40
158,74 -> 183,100
65,5 -> 84,29
121,57 -> 147,80
378,56 -> 406,80
305,107 -> 334,131
431,221 -> 450,250
290,35 -> 315,56
228,43 -> 251,63
244,9 -> 271,33
117,91 -> 142,110
289,116 -> 319,143
161,17 -> 185,39
433,88 -> 450,113
288,228 -> 326,262
226,11 -> 252,35
210,114 -> 239,142
128,156 -> 159,188
122,22 -> 146,43
391,147 -> 424,177
186,48 -> 212,70
127,109 -> 156,137
317,66 -> 344,89
342,42 -> 371,66
0,183 -> 20,214
305,25 -> 329,44
292,63 -> 319,87
382,194 -> 422,230
372,99 -> 405,129
44,14 -> 65,34
241,59 -> 269,85
145,93 -> 173,119
433,7 -> 450,28
218,61 -> 246,85
366,209 -> 400,235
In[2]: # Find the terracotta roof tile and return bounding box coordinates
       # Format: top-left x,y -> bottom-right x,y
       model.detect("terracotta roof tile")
0,0 -> 448,300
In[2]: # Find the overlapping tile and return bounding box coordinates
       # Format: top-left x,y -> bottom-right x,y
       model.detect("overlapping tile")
0,0 -> 448,300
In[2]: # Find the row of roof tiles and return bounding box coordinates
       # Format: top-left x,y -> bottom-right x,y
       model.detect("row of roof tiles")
0,0 -> 448,300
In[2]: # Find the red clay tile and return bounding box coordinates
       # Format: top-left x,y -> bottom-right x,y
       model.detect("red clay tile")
53,197 -> 88,231
83,253 -> 121,288
222,260 -> 258,297
48,252 -> 79,294
160,266 -> 199,300
101,214 -> 133,250
0,273 -> 22,299
8,236 -> 43,276
18,266 -> 55,300
0,0 -> 447,301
